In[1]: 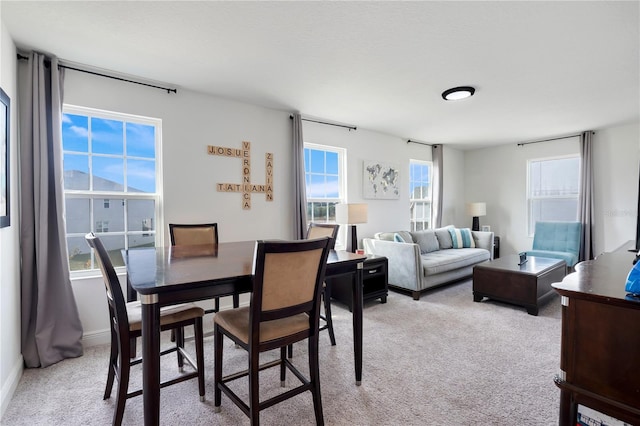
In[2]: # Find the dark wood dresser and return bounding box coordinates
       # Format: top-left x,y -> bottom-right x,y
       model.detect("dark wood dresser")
552,245 -> 640,425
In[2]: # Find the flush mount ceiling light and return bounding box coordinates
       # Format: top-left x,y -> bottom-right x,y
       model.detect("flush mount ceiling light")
442,86 -> 475,101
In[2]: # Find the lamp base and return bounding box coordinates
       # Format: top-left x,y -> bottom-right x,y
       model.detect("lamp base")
472,217 -> 480,232
347,225 -> 358,253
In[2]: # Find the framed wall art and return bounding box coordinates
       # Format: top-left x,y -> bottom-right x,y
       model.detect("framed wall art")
363,160 -> 400,199
0,87 -> 9,228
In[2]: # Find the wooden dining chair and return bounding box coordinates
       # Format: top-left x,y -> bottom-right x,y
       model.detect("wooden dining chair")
306,223 -> 340,346
169,223 -> 238,313
85,233 -> 205,426
213,237 -> 332,425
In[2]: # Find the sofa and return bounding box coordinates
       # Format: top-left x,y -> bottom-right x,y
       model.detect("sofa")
362,226 -> 494,300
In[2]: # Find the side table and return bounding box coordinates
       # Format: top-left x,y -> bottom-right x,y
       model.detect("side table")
328,255 -> 388,312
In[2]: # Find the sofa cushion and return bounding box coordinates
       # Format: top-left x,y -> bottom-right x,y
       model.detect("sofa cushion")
410,230 -> 439,254
375,231 -> 413,243
421,248 -> 489,275
434,225 -> 454,249
449,228 -> 476,248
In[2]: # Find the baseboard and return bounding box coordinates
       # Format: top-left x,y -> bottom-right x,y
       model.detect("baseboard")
1,354 -> 23,419
81,328 -> 111,347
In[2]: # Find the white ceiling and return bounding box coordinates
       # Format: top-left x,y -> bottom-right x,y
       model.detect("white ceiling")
2,1 -> 639,149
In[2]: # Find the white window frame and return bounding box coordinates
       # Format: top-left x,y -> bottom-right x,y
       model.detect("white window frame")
526,154 -> 580,236
304,143 -> 347,248
63,105 -> 163,278
409,159 -> 433,231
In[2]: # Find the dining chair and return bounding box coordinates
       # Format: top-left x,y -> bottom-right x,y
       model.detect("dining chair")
85,233 -> 205,426
306,223 -> 340,346
213,237 -> 332,425
169,223 -> 239,313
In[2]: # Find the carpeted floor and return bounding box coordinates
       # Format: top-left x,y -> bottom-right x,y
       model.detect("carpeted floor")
1,279 -> 562,425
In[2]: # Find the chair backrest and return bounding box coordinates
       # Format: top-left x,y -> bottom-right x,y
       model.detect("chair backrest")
85,233 -> 130,339
532,221 -> 582,255
169,223 -> 218,246
250,238 -> 332,340
306,223 -> 339,250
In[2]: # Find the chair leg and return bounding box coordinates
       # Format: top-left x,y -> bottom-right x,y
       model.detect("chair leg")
322,289 -> 336,346
249,349 -> 260,426
213,325 -> 223,412
113,340 -> 131,426
280,347 -> 286,387
175,326 -> 184,371
104,327 -> 118,399
308,336 -> 324,426
194,317 -> 205,401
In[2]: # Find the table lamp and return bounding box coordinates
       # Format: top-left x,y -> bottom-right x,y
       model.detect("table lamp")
336,203 -> 368,253
467,202 -> 486,231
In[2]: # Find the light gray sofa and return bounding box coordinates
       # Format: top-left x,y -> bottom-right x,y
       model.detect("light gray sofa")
363,226 -> 494,300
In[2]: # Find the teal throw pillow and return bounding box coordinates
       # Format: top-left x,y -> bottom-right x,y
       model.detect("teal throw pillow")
448,228 -> 476,248
393,233 -> 406,243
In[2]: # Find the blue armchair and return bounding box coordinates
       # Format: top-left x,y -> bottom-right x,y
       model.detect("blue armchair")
525,221 -> 582,268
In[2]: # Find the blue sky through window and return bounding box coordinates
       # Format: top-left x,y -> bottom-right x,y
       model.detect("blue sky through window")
62,112 -> 156,193
304,148 -> 340,199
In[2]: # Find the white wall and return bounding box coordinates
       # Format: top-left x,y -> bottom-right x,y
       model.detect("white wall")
463,123 -> 639,257
0,19 -> 22,418
592,122 -> 640,253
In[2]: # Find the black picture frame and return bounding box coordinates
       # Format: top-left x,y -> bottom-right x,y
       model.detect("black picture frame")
0,87 -> 10,228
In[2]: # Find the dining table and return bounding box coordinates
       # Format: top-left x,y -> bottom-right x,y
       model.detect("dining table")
124,240 -> 367,426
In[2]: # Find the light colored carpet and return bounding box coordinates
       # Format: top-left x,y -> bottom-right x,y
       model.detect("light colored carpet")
1,279 -> 562,425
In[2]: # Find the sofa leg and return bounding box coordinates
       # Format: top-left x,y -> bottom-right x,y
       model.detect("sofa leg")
412,291 -> 421,301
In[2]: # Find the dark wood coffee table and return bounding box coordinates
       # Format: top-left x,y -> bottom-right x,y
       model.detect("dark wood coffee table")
473,255 -> 566,315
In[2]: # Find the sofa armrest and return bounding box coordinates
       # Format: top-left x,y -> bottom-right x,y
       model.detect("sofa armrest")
472,231 -> 495,260
362,238 -> 422,291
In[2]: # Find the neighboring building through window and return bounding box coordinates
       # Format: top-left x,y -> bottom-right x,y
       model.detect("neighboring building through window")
527,155 -> 580,235
409,160 -> 433,231
304,143 -> 346,245
62,105 -> 162,273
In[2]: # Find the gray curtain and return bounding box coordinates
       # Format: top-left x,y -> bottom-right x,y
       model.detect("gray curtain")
578,131 -> 595,261
292,113 -> 308,239
19,52 -> 83,367
432,144 -> 443,228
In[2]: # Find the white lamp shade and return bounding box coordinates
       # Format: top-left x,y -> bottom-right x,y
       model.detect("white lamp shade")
467,202 -> 486,217
335,203 -> 368,224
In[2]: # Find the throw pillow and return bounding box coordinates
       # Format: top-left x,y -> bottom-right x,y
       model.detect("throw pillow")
434,225 -> 454,249
375,232 -> 396,241
393,233 -> 406,243
411,230 -> 440,253
448,228 -> 476,248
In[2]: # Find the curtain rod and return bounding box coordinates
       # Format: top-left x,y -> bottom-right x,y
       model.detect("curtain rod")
17,53 -> 177,94
407,139 -> 436,147
517,132 -> 594,147
289,115 -> 357,131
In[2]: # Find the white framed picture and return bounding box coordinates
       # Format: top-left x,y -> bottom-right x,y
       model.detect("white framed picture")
481,225 -> 491,232
363,160 -> 400,199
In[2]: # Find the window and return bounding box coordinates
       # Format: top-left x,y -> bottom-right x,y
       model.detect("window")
527,155 -> 580,235
409,160 -> 433,231
304,143 -> 346,231
62,106 -> 162,273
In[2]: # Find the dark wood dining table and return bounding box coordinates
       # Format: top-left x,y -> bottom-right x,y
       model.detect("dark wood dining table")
124,240 -> 367,426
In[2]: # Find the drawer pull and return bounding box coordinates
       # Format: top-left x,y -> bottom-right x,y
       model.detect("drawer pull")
368,269 -> 378,274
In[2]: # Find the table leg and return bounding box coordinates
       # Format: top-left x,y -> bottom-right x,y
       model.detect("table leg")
140,294 -> 161,426
353,262 -> 364,385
